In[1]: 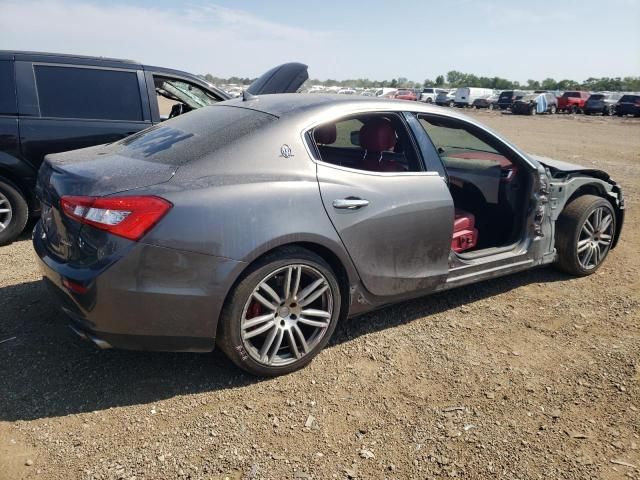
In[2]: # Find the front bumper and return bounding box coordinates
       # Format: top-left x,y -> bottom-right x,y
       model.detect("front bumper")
33,221 -> 246,352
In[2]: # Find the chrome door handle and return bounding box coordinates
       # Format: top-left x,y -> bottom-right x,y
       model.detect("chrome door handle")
332,198 -> 370,210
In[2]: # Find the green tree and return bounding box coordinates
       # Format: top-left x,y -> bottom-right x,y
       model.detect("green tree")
435,75 -> 445,86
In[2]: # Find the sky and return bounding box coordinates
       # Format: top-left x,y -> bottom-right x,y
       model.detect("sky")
1,0 -> 639,83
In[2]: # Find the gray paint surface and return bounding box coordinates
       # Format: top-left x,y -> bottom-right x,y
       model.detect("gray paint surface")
33,94 -> 625,352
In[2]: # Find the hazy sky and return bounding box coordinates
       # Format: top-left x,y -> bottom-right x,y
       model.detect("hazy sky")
1,0 -> 638,82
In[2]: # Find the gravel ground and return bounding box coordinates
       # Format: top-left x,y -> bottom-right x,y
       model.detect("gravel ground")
0,111 -> 639,480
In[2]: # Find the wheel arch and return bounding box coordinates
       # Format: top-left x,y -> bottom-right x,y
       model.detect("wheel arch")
0,159 -> 38,214
215,237 -> 359,338
560,181 -> 623,249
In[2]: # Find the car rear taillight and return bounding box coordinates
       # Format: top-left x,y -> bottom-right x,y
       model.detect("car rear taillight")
60,195 -> 172,241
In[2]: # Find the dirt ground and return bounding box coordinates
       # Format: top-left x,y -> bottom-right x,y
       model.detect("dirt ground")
0,110 -> 638,480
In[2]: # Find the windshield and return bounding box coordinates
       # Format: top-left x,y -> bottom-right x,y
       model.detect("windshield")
155,78 -> 219,109
588,94 -> 604,101
520,94 -> 538,101
562,92 -> 581,98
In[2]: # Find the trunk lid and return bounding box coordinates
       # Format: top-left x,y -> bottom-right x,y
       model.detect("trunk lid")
36,139 -> 178,261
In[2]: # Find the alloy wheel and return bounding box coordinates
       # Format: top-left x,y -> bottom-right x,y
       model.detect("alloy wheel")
240,264 -> 334,367
577,206 -> 614,270
0,192 -> 13,234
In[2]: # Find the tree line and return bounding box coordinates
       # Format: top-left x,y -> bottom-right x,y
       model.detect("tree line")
203,71 -> 640,92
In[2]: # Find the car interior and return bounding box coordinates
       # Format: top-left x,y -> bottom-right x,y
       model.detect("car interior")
153,77 -> 219,120
417,115 -> 530,253
312,113 -> 531,255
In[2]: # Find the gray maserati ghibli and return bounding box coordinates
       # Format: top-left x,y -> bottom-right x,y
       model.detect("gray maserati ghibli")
34,88 -> 624,376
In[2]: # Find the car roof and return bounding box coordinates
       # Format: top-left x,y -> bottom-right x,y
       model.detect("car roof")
0,50 -> 225,97
223,93 -> 473,121
0,50 -> 140,66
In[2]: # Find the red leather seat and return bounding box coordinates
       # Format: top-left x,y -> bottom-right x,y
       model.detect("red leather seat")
452,208 -> 478,253
359,119 -> 406,172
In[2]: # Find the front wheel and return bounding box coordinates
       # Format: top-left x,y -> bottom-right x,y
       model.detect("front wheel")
217,247 -> 341,376
555,195 -> 616,276
550,105 -> 557,114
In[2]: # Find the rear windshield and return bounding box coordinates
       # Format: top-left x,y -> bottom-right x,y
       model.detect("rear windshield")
499,91 -> 513,99
562,92 -> 581,98
620,95 -> 640,102
588,94 -> 604,100
113,105 -> 276,165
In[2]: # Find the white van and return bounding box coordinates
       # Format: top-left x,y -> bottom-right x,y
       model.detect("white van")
454,87 -> 494,107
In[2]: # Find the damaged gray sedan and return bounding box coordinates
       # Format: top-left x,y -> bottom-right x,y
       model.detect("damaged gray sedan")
34,90 -> 624,376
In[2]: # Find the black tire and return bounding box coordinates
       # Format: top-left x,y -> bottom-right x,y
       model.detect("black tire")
217,246 -> 342,376
426,97 -> 433,103
530,106 -> 536,116
550,105 -> 557,114
570,105 -> 578,114
0,179 -> 29,246
555,195 -> 616,276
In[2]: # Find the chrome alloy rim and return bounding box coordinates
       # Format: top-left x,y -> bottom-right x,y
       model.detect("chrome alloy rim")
241,264 -> 334,367
577,206 -> 614,270
0,192 -> 12,233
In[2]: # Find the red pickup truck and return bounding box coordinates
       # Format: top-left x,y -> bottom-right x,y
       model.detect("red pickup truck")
557,91 -> 591,114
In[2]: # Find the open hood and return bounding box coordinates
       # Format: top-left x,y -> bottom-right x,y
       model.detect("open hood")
246,62 -> 308,95
530,154 -> 610,181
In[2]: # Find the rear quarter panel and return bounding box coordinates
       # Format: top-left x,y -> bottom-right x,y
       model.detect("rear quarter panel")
142,117 -> 359,283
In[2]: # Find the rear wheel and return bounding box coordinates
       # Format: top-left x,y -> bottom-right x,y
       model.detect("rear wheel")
530,106 -> 537,116
426,97 -> 433,103
0,179 -> 29,246
550,105 -> 557,114
555,195 -> 615,276
570,105 -> 578,114
217,247 -> 341,376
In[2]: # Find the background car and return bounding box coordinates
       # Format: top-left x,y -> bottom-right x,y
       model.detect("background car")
511,92 -> 558,115
584,93 -> 622,115
420,87 -> 447,103
0,52 -> 307,245
454,87 -> 494,107
435,89 -> 456,106
472,93 -> 500,109
615,94 -> 640,117
394,89 -> 419,101
557,91 -> 590,113
33,93 -> 624,377
496,90 -> 526,110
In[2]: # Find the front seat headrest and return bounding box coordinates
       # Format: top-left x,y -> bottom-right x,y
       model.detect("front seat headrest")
359,119 -> 396,152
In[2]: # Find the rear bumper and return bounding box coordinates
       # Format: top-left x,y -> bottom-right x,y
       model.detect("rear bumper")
33,221 -> 246,352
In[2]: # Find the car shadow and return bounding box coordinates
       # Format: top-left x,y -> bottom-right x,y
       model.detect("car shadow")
0,267 -> 571,422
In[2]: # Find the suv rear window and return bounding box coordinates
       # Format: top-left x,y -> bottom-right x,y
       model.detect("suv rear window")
34,65 -> 143,121
562,92 -> 580,98
0,60 -> 17,115
620,95 -> 640,102
113,105 -> 276,165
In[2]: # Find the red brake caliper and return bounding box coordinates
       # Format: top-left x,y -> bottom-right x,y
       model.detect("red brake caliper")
248,300 -> 262,319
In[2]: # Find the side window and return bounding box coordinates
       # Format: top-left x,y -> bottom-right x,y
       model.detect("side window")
153,76 -> 219,119
0,60 -> 17,115
311,113 -> 422,173
34,65 -> 143,121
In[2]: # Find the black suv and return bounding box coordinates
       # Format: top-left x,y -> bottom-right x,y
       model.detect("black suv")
0,51 -> 233,244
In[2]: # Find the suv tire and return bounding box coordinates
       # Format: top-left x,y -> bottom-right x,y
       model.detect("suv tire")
0,179 -> 29,245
